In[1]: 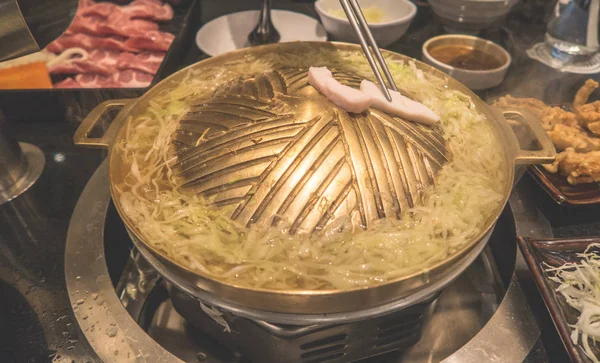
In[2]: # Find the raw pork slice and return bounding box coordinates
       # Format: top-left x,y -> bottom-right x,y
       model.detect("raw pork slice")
116,51 -> 165,74
69,12 -> 159,37
79,2 -> 118,18
307,67 -> 371,113
47,33 -> 137,53
73,74 -> 109,88
48,60 -> 115,75
360,80 -> 439,125
89,49 -> 121,67
123,0 -> 174,21
99,12 -> 160,36
78,0 -> 95,8
48,49 -> 121,75
111,69 -> 154,87
125,31 -> 175,52
80,0 -> 173,21
54,70 -> 154,89
68,14 -> 104,35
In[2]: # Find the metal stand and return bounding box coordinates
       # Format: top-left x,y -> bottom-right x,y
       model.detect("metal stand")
65,160 -> 543,363
0,112 -> 44,205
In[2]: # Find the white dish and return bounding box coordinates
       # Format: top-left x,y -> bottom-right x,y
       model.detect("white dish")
314,0 -> 416,47
195,10 -> 327,57
428,0 -> 520,34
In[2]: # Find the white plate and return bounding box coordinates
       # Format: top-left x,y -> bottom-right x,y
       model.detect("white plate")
196,10 -> 328,57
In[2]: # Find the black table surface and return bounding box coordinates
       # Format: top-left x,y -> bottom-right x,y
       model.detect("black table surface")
1,0 -> 599,362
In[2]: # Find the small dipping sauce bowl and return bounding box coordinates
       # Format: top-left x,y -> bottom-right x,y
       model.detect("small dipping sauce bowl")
422,35 -> 511,90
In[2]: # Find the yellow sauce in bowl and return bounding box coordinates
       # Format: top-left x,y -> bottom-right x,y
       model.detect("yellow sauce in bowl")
329,6 -> 386,23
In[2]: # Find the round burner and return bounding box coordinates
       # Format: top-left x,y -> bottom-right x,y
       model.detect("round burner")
65,160 -> 542,363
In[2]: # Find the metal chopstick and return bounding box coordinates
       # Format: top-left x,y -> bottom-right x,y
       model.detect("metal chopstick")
339,0 -> 398,101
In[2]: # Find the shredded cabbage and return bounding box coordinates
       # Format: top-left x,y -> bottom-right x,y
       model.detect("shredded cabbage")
546,244 -> 600,363
114,47 -> 506,291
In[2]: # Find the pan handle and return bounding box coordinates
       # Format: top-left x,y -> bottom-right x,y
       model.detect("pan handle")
73,99 -> 134,148
493,106 -> 556,165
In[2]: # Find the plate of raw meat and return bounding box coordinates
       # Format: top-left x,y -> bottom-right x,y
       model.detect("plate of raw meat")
46,0 -> 177,88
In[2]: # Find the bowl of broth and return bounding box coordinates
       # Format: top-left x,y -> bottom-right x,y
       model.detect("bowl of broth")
422,34 -> 511,90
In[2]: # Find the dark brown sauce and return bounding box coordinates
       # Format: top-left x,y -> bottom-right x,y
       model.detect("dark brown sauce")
428,45 -> 503,71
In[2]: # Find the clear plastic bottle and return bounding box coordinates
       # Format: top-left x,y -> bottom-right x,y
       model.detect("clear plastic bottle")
545,0 -> 599,57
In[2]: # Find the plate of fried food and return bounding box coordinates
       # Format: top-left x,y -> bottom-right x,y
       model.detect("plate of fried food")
494,79 -> 600,205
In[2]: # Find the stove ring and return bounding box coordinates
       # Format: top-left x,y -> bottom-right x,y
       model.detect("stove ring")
65,160 -> 182,363
65,159 -> 544,363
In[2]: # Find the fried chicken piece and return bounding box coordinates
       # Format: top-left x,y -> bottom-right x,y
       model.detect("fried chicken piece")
577,101 -> 600,126
572,79 -> 600,134
539,106 -> 580,130
588,121 -> 600,135
493,95 -> 549,118
492,95 -> 579,130
546,124 -> 600,152
573,79 -> 599,110
495,88 -> 600,184
542,149 -> 568,174
544,147 -> 600,184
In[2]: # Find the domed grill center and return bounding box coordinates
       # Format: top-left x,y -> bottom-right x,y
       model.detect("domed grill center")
171,68 -> 449,235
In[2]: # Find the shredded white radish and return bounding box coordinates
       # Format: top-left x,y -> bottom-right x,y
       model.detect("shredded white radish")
546,244 -> 600,363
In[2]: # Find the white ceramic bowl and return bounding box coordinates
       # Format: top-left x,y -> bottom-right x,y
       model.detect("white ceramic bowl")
196,10 -> 327,57
422,34 -> 511,90
428,0 -> 520,34
314,0 -> 417,47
